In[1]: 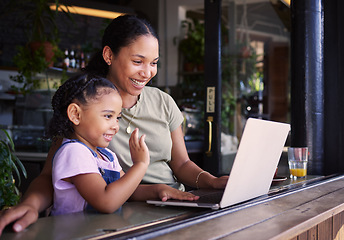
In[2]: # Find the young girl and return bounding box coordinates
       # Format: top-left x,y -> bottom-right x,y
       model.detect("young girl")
47,73 -> 149,215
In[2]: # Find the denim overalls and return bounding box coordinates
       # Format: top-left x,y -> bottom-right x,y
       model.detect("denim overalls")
53,139 -> 121,212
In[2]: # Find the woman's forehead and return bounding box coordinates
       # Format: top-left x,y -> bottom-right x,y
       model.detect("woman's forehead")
125,35 -> 159,56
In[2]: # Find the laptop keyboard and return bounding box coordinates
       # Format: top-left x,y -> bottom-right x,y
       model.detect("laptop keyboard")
191,189 -> 224,204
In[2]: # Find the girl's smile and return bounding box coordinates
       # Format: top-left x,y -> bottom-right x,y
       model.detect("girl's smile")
103,133 -> 114,142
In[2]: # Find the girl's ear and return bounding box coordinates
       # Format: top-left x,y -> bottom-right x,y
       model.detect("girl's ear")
103,46 -> 112,65
67,103 -> 82,125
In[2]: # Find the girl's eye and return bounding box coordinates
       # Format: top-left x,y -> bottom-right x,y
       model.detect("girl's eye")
152,61 -> 158,65
133,60 -> 142,64
105,114 -> 112,119
117,116 -> 122,120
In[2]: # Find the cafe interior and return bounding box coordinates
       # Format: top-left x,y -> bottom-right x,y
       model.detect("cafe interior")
1,0 -> 344,239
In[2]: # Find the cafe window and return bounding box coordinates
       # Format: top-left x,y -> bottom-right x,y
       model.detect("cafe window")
177,0 -> 290,176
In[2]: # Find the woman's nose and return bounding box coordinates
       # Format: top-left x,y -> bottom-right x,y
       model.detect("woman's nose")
139,66 -> 151,79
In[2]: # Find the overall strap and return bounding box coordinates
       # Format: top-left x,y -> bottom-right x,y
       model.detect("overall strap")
52,139 -> 114,165
51,139 -> 117,178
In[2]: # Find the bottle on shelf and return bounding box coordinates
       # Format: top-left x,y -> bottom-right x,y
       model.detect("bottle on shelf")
85,53 -> 91,67
75,44 -> 82,70
80,51 -> 86,69
75,51 -> 80,70
70,49 -> 76,69
63,49 -> 70,69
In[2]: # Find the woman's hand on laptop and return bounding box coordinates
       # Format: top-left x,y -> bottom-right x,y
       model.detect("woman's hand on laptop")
156,184 -> 200,202
209,175 -> 229,189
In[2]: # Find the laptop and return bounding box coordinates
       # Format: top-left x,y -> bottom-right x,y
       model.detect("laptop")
146,118 -> 290,210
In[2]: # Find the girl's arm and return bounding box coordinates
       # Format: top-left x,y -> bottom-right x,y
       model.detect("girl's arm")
0,139 -> 62,235
130,126 -> 227,202
72,164 -> 147,213
169,125 -> 228,189
72,128 -> 149,213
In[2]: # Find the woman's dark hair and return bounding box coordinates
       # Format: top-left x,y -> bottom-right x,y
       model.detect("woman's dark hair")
85,14 -> 159,77
47,73 -> 117,140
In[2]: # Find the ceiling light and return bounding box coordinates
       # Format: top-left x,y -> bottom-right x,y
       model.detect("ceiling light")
281,0 -> 291,7
49,4 -> 125,19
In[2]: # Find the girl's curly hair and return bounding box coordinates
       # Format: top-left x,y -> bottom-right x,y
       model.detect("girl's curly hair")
47,73 -> 117,140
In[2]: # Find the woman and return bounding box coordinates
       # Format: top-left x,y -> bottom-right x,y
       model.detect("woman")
0,15 -> 228,234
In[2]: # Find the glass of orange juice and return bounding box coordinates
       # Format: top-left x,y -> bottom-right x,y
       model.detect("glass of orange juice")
288,147 -> 308,179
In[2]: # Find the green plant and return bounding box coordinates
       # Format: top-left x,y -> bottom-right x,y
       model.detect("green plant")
9,44 -> 62,93
177,17 -> 261,135
4,0 -> 72,43
179,18 -> 205,66
0,130 -> 27,209
178,18 -> 237,134
3,0 -> 71,93
221,44 -> 261,134
221,80 -> 237,134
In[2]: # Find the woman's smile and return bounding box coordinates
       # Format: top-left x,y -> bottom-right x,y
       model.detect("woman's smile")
130,78 -> 147,88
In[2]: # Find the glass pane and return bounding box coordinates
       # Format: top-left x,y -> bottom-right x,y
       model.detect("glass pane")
220,0 -> 290,175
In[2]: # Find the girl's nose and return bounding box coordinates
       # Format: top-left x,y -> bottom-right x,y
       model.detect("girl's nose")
112,122 -> 119,133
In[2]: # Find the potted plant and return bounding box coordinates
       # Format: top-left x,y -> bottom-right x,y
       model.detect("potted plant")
9,44 -> 57,94
179,18 -> 205,72
0,129 -> 27,210
3,0 -> 72,93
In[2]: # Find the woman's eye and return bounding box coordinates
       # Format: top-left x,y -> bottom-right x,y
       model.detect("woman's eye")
105,114 -> 112,119
117,116 -> 122,120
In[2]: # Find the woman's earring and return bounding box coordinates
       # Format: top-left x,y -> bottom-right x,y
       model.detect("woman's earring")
107,61 -> 111,66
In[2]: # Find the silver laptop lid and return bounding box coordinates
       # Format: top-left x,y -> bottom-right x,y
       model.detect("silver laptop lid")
220,118 -> 290,208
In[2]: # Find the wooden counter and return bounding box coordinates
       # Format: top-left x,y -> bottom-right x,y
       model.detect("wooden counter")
2,175 -> 344,240
149,175 -> 344,240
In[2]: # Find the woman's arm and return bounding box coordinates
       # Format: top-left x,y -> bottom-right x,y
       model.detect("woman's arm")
169,126 -> 228,189
129,183 -> 199,202
0,139 -> 61,235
